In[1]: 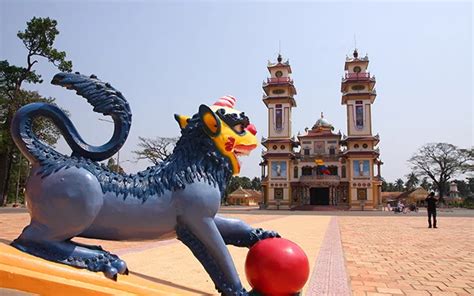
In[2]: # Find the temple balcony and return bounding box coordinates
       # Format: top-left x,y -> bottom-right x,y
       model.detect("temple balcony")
262,94 -> 293,100
268,77 -> 292,83
262,77 -> 294,87
299,175 -> 341,182
297,155 -> 340,162
341,89 -> 377,96
341,89 -> 377,104
342,72 -> 376,82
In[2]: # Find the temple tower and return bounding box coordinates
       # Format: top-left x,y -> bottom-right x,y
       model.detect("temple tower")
340,49 -> 383,210
260,54 -> 298,209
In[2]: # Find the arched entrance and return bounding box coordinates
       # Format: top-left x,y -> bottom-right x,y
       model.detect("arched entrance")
310,187 -> 329,205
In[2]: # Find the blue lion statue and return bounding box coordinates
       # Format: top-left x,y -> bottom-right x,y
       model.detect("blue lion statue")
10,72 -> 278,295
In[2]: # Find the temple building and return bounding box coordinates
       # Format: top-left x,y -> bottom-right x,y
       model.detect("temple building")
260,49 -> 383,210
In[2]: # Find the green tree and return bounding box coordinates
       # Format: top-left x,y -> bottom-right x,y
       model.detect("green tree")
405,172 -> 419,191
0,17 -> 72,206
381,178 -> 388,191
387,182 -> 396,192
420,177 -> 432,191
382,179 -> 399,192
2,91 -> 68,205
251,177 -> 262,191
224,177 -> 241,202
452,179 -> 470,198
465,178 -> 474,206
224,176 -> 254,200
239,176 -> 252,189
468,177 -> 474,196
395,178 -> 405,192
106,158 -> 124,174
408,143 -> 472,200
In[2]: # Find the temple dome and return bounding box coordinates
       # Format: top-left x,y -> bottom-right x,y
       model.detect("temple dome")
312,113 -> 334,131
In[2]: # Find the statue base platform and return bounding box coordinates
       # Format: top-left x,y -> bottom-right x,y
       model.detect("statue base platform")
0,243 -> 191,295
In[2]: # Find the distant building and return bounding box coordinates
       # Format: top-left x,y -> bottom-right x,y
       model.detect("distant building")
260,50 -> 383,210
381,192 -> 404,204
227,187 -> 262,206
448,182 -> 460,198
396,188 -> 429,205
446,182 -> 463,203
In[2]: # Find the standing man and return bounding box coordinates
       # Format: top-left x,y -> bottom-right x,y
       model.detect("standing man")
425,192 -> 438,228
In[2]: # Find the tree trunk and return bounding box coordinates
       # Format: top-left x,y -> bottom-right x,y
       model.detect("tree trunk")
0,148 -> 13,206
438,182 -> 446,205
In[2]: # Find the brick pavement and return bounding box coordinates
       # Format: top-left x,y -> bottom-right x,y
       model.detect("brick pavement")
2,210 -> 474,295
339,216 -> 474,296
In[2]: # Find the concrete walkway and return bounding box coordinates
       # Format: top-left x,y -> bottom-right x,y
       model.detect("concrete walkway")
306,217 -> 351,295
1,209 -> 473,295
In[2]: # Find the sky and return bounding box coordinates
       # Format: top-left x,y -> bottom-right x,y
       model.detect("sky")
1,1 -> 472,183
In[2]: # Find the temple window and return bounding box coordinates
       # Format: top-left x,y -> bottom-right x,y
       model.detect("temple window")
316,167 -> 322,176
314,141 -> 325,154
302,166 -> 312,176
355,101 -> 364,128
274,188 -> 283,200
294,166 -> 299,178
357,188 -> 367,200
275,104 -> 283,130
328,165 -> 338,176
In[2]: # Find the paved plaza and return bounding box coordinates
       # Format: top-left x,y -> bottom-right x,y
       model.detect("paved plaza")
0,208 -> 473,295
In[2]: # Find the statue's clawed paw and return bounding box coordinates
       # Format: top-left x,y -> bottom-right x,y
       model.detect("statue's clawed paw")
102,260 -> 128,280
111,257 -> 128,275
66,250 -> 128,280
253,228 -> 280,240
101,255 -> 128,281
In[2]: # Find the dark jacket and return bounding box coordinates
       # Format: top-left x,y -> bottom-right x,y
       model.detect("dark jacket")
425,196 -> 438,211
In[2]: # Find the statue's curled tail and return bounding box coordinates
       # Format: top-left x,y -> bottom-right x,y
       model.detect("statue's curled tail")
11,73 -> 132,163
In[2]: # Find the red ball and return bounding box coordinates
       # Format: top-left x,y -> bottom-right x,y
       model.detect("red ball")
245,238 -> 310,295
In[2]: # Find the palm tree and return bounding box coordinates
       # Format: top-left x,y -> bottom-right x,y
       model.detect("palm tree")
395,178 -> 405,192
405,172 -> 419,191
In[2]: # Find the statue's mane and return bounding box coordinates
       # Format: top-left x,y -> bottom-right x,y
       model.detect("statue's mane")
35,115 -> 233,202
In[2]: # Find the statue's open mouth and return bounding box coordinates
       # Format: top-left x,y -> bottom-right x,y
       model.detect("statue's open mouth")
234,144 -> 257,157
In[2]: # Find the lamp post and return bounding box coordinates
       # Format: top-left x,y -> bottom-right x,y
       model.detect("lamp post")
98,118 -> 120,172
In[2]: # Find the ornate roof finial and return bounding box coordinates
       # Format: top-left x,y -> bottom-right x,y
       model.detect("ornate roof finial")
277,53 -> 282,63
353,34 -> 359,58
321,112 -> 324,118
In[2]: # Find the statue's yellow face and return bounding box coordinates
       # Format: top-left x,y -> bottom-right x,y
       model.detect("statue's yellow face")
175,104 -> 258,175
